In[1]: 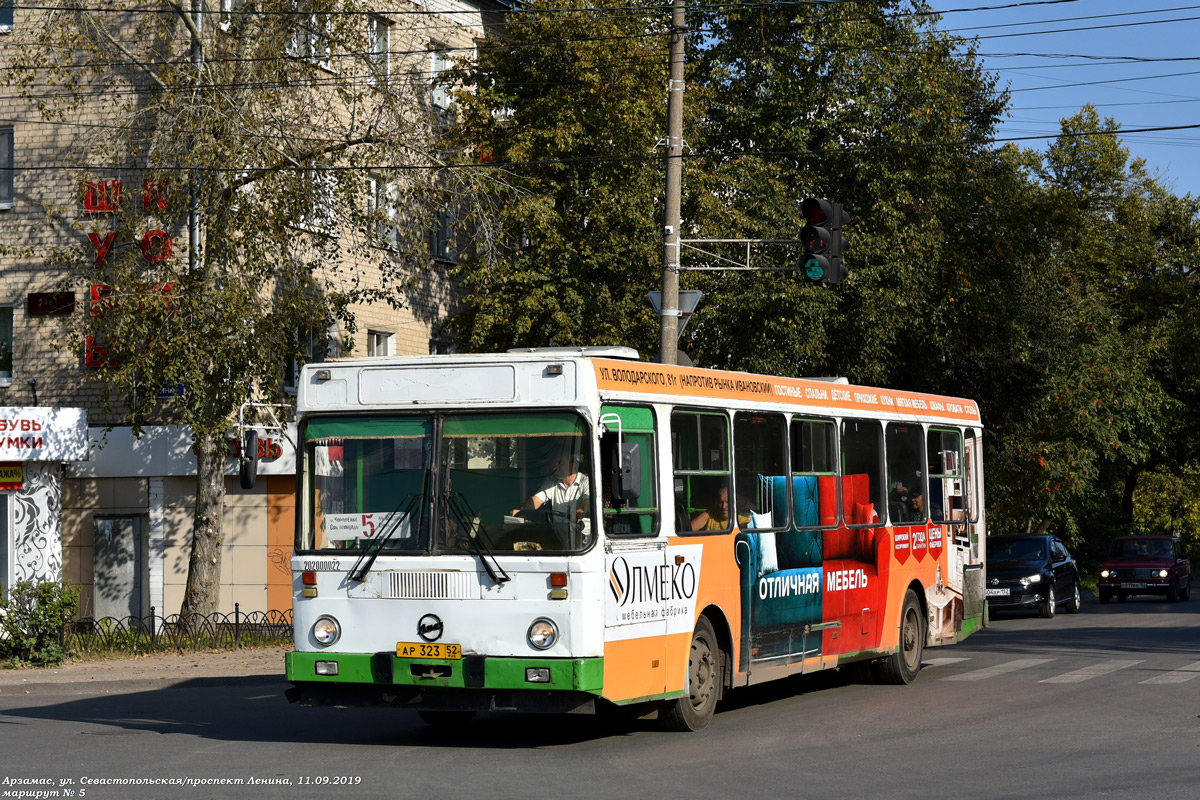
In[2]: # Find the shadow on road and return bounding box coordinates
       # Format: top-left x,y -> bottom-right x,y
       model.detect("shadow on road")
2,593 -> 1194,746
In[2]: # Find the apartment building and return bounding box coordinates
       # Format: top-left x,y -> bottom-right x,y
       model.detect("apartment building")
0,0 -> 509,618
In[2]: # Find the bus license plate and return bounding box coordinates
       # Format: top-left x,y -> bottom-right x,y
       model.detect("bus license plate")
397,642 -> 462,660
985,588 -> 1010,597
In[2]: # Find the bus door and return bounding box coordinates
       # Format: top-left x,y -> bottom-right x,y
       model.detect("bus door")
960,428 -> 985,634
734,412 -> 826,676
599,405 -> 670,703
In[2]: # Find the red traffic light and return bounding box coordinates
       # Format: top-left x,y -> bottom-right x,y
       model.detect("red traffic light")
801,197 -> 832,226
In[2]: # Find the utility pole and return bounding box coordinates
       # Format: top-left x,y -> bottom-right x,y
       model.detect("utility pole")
189,0 -> 202,276
658,0 -> 686,366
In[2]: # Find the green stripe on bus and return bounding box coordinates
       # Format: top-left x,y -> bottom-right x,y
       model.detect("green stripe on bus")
287,651 -> 604,694
600,404 -> 654,431
442,413 -> 585,437
304,417 -> 431,441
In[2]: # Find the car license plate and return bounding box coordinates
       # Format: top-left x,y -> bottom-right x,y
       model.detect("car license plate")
985,588 -> 1010,597
1124,582 -> 1147,589
396,642 -> 462,659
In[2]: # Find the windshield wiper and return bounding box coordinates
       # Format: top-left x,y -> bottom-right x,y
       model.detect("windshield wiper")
348,492 -> 423,583
444,492 -> 511,585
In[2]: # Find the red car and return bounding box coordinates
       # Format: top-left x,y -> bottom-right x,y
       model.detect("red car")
1097,536 -> 1192,603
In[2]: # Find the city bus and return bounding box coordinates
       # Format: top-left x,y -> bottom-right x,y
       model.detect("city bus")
284,347 -> 986,730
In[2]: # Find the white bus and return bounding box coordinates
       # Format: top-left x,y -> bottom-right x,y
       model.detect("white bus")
284,347 -> 986,730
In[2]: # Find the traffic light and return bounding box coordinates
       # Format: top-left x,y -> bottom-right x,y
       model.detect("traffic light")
800,198 -> 850,285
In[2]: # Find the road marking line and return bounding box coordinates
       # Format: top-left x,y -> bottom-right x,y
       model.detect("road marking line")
1140,660 -> 1200,685
942,657 -> 1055,681
1039,659 -> 1143,683
922,657 -> 971,669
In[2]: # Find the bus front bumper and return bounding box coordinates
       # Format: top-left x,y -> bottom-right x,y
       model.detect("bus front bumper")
285,651 -> 604,714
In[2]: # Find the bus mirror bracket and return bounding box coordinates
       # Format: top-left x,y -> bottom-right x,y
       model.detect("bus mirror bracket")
599,413 -> 640,502
237,402 -> 291,491
612,442 -> 640,502
240,429 -> 259,490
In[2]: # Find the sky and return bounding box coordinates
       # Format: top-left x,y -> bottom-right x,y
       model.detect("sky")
924,0 -> 1200,197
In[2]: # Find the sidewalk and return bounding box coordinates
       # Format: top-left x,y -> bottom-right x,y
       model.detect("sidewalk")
0,646 -> 290,695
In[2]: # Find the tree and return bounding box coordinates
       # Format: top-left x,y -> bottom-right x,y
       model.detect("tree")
444,2 -> 1200,560
5,1 -> 485,614
445,0 -> 669,353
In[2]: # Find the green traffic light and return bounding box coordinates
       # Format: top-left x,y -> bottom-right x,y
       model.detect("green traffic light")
802,256 -> 827,281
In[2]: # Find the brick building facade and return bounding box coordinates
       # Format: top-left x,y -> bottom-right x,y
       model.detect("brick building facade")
0,1 -> 507,617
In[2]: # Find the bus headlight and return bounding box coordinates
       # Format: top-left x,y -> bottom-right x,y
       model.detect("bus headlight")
527,618 -> 558,650
312,616 -> 341,646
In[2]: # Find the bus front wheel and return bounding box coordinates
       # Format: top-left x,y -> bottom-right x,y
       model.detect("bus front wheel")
660,616 -> 720,732
874,589 -> 924,685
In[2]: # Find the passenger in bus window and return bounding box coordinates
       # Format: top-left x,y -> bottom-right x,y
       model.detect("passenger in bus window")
690,486 -> 732,531
890,448 -> 925,521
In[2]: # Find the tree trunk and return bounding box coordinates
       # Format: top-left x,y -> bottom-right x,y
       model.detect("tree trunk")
180,429 -> 226,616
1120,467 -> 1139,533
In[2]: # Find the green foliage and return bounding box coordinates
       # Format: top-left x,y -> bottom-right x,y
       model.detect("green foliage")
0,581 -> 80,667
445,0 -> 666,352
445,3 -> 1200,561
4,1 -> 483,613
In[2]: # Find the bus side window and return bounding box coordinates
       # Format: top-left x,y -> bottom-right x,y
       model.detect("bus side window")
928,427 -> 966,528
841,419 -> 885,527
789,417 -> 839,529
734,411 -> 788,531
885,422 -> 925,525
672,410 -> 732,533
599,406 -> 659,537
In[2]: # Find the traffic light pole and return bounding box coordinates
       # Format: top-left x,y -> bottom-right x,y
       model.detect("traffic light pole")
658,0 -> 686,366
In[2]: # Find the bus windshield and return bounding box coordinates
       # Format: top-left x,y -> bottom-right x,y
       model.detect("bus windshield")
301,412 -> 593,555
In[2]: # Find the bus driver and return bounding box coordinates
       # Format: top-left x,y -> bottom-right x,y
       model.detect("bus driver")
512,446 -> 591,542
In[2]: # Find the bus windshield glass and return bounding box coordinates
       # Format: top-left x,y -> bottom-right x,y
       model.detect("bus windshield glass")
301,412 -> 593,554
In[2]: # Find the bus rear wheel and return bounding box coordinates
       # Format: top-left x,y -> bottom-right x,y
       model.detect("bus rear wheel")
660,616 -> 720,732
874,590 -> 924,685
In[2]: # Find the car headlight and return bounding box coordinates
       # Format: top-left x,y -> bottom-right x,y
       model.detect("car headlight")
311,616 -> 341,646
527,618 -> 558,650
1159,569 -> 1169,579
1100,569 -> 1110,578
1020,574 -> 1043,587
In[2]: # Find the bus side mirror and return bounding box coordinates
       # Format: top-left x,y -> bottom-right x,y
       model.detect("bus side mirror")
611,441 -> 640,502
239,429 -> 259,490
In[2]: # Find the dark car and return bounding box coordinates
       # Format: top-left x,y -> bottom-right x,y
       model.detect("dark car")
1097,536 -> 1192,603
986,534 -> 1081,618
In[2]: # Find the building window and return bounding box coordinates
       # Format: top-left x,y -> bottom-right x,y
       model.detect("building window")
0,1 -> 12,34
430,339 -> 457,355
0,127 -> 12,210
287,2 -> 331,67
431,205 -> 455,262
367,175 -> 398,249
218,0 -> 243,31
0,307 -> 12,384
368,16 -> 390,88
367,330 -> 394,357
284,325 -> 334,393
430,46 -> 453,110
297,168 -> 337,236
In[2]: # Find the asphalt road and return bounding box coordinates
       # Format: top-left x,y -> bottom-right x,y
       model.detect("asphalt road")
2,593 -> 1197,800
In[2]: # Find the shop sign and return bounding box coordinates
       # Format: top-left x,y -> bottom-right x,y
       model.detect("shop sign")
0,462 -> 22,491
27,292 -> 75,317
0,408 -> 90,462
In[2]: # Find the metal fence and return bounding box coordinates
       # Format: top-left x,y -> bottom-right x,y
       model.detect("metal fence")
63,605 -> 293,656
